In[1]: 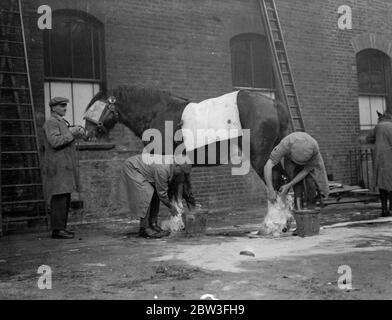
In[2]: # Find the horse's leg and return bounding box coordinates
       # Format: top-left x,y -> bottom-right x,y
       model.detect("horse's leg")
229,137 -> 251,175
236,91 -> 281,183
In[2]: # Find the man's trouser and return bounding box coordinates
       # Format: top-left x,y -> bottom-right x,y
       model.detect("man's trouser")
50,193 -> 71,231
273,158 -> 318,209
140,189 -> 160,229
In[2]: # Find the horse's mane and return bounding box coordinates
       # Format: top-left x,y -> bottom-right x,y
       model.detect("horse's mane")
86,85 -> 189,111
112,85 -> 174,107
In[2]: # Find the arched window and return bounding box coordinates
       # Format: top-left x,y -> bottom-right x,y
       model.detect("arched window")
230,33 -> 274,97
356,49 -> 391,130
43,10 -> 105,125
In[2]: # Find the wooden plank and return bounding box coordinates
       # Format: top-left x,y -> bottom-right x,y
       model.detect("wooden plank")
323,195 -> 379,206
328,185 -> 362,194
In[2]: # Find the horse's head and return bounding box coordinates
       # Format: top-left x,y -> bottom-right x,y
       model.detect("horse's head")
84,92 -> 119,140
377,110 -> 392,123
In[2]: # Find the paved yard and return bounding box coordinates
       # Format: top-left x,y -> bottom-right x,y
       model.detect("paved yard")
0,203 -> 391,300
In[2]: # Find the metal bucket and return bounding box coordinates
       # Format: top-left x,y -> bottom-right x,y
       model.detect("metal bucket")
293,208 -> 320,237
184,208 -> 208,236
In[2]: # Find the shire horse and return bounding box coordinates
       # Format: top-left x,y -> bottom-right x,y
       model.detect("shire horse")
84,85 -> 291,208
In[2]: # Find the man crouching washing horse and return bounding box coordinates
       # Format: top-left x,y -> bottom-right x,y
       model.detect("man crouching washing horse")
119,154 -> 195,238
264,132 -> 329,209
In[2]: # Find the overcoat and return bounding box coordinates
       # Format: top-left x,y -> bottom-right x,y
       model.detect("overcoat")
42,113 -> 80,201
366,119 -> 392,191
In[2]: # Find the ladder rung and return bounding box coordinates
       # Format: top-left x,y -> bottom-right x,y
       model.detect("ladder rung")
0,55 -> 25,59
1,134 -> 35,137
1,199 -> 46,205
0,10 -> 21,15
0,39 -> 23,44
1,167 -> 40,171
284,83 -> 293,87
287,94 -> 296,97
0,71 -> 27,75
0,24 -> 22,29
0,86 -> 29,90
0,118 -> 33,121
1,183 -> 43,188
276,50 -> 285,53
1,150 -> 38,154
0,102 -> 31,106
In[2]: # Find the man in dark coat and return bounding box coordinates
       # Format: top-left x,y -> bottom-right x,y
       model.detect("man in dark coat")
119,154 -> 194,238
43,97 -> 85,239
366,111 -> 392,217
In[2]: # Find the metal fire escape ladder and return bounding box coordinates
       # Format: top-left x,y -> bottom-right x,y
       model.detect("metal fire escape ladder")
0,0 -> 48,234
258,0 -> 306,132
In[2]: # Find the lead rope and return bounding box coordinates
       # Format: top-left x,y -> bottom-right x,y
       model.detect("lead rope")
67,123 -> 87,213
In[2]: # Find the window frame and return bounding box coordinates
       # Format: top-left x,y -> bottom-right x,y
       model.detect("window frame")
43,10 -> 112,149
356,49 -> 390,97
356,49 -> 391,131
43,9 -> 106,85
230,33 -> 275,91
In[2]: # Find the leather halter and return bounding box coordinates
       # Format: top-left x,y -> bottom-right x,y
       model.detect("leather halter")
85,96 -> 118,134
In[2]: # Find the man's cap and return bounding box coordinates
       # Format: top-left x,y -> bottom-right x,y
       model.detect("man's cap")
290,136 -> 318,164
49,97 -> 69,108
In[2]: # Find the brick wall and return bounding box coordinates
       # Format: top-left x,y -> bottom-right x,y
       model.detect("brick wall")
24,0 -> 268,221
276,0 -> 392,182
21,0 -> 392,221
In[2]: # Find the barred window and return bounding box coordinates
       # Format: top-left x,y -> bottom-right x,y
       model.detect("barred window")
43,10 -> 104,80
356,49 -> 391,130
230,33 -> 274,91
43,10 -> 105,125
357,49 -> 390,95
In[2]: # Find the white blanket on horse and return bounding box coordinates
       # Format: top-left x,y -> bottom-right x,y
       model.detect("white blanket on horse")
181,91 -> 243,151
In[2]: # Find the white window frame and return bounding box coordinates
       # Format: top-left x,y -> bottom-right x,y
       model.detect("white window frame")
358,95 -> 386,130
44,81 -> 100,126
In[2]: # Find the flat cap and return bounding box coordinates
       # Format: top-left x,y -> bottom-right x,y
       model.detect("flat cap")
49,97 -> 69,107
